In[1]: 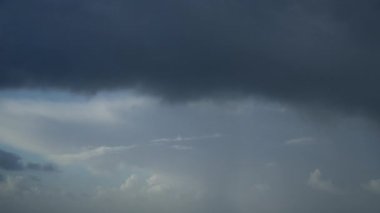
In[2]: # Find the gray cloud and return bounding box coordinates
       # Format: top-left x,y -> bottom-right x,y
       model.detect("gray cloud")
0,149 -> 57,172
25,163 -> 57,172
1,0 -> 380,118
363,179 -> 380,194
0,149 -> 24,171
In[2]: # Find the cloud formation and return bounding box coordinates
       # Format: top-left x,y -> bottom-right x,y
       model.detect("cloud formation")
53,145 -> 136,164
0,175 -> 41,197
1,0 -> 380,118
0,149 -> 24,171
0,149 -> 56,172
363,179 -> 380,194
307,169 -> 339,194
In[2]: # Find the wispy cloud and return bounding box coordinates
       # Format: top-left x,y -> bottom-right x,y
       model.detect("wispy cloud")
150,133 -> 222,144
52,145 -> 136,164
285,137 -> 315,145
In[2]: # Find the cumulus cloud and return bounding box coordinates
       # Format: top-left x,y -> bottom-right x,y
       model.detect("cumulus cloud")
120,174 -> 179,193
119,174 -> 174,195
88,172 -> 205,213
307,169 -> 340,194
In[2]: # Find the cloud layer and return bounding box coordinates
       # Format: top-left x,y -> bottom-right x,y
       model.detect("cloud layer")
1,0 -> 380,118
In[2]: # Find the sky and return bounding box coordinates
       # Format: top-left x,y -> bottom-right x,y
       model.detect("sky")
1,0 -> 380,212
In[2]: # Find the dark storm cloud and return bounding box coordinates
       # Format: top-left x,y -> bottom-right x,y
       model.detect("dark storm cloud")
0,148 -> 24,171
0,149 -> 57,172
1,0 -> 380,116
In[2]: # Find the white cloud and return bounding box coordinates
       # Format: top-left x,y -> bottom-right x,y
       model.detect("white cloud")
52,145 -> 136,164
119,173 -> 200,196
362,179 -> 380,194
120,174 -> 145,192
151,133 -> 221,144
307,169 -> 339,193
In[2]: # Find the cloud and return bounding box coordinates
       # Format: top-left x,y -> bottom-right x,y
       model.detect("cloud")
150,133 -> 220,151
0,91 -> 156,156
151,133 -> 221,144
0,148 -> 56,172
25,162 -> 57,172
0,93 -> 154,124
0,175 -> 41,197
118,173 -> 200,198
52,145 -> 136,164
119,174 -> 145,192
285,137 -> 315,145
171,145 -> 193,151
1,0 -> 380,119
307,169 -> 339,194
362,179 -> 380,194
0,149 -> 23,171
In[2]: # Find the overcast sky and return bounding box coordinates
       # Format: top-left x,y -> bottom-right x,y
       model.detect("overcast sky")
1,0 -> 380,212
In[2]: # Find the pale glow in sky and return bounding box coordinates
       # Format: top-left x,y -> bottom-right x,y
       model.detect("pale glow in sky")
1,90 -> 380,213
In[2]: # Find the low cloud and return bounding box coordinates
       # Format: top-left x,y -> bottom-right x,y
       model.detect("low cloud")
0,149 -> 57,172
307,169 -> 340,194
0,175 -> 41,197
362,179 -> 380,194
25,163 -> 56,172
0,149 -> 23,171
